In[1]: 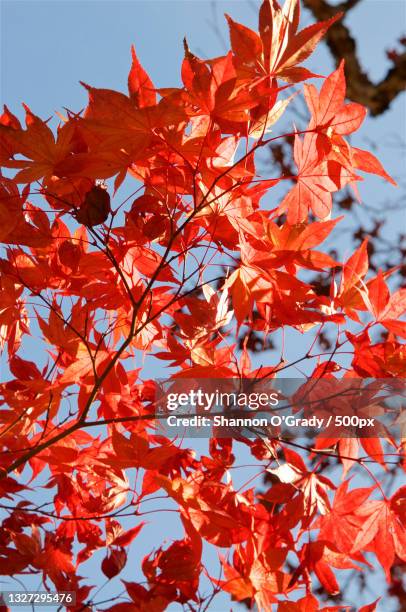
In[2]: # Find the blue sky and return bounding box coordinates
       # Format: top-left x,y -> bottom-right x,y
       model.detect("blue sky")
1,1 -> 405,609
1,1 -> 405,111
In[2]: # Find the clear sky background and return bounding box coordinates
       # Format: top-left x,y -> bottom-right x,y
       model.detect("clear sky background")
0,1 -> 405,610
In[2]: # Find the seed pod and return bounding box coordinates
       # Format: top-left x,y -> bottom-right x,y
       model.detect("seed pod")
75,185 -> 111,227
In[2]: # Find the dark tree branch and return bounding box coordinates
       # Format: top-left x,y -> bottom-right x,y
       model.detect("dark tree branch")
303,0 -> 406,115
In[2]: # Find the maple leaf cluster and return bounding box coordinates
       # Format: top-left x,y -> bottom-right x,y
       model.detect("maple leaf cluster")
0,1 -> 405,610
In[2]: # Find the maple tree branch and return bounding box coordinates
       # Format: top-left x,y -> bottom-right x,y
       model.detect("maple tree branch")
279,438 -> 401,466
0,501 -> 177,523
303,0 -> 406,115
0,339 -> 364,476
88,226 -> 138,309
0,139 -> 267,475
0,273 -> 224,466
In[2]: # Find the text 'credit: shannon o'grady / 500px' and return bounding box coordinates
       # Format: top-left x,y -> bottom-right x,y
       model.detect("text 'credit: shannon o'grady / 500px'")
0,0 -> 405,611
